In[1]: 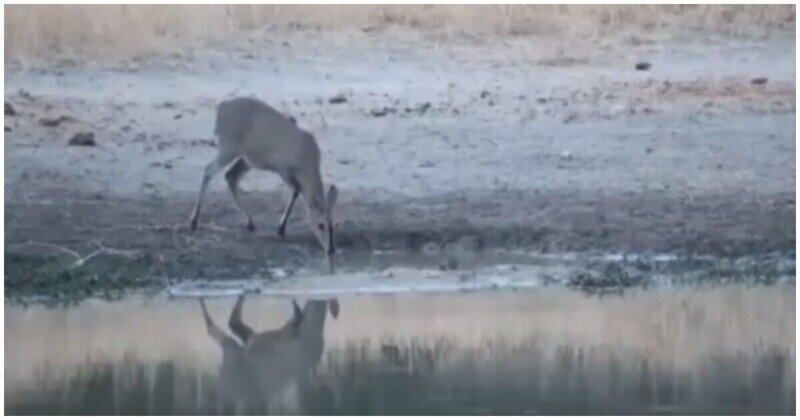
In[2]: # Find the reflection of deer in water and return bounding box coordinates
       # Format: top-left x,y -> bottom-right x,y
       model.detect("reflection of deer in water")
199,294 -> 339,415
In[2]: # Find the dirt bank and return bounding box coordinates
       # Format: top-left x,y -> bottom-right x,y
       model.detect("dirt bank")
4,26 -> 796,302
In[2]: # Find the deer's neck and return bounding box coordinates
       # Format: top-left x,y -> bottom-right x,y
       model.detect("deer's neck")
299,168 -> 326,212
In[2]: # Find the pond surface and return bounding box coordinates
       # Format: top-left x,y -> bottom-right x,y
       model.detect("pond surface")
5,285 -> 795,415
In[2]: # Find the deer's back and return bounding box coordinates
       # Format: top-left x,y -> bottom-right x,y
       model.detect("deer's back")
215,97 -> 319,173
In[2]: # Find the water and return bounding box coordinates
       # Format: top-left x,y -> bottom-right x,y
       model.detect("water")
5,285 -> 795,415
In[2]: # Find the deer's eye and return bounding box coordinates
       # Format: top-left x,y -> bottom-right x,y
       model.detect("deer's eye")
318,223 -> 325,231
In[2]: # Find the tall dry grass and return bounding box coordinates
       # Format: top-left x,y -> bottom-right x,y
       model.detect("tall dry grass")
5,5 -> 795,64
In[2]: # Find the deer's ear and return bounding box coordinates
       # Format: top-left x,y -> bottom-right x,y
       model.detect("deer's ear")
327,185 -> 338,208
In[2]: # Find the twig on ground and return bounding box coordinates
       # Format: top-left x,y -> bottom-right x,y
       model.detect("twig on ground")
7,239 -> 141,269
7,240 -> 82,260
70,240 -> 142,268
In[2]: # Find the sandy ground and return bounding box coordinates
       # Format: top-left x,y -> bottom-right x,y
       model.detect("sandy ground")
4,27 -> 796,300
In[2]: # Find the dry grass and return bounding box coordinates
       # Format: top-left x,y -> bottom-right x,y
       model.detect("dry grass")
5,5 -> 795,64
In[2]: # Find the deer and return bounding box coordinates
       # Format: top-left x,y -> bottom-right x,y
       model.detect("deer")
189,97 -> 339,256
199,294 -> 339,415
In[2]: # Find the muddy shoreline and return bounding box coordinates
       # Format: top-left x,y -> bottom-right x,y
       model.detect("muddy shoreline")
7,188 -> 795,255
5,187 -> 795,304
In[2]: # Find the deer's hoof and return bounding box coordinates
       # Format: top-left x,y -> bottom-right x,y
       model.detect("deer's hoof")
277,226 -> 286,237
189,220 -> 198,232
246,222 -> 256,232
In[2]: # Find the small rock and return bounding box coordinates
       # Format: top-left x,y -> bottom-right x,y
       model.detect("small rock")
480,90 -> 490,99
4,126 -> 10,132
563,113 -> 578,124
337,158 -> 352,165
419,160 -> 436,168
370,107 -> 396,117
328,94 -> 347,104
161,101 -> 177,109
417,102 -> 431,115
241,53 -> 255,60
173,113 -> 183,120
645,147 -> 654,154
68,131 -> 96,146
18,89 -> 33,100
5,101 -> 15,116
198,138 -> 216,148
635,62 -> 651,71
39,115 -> 75,127
751,77 -> 768,85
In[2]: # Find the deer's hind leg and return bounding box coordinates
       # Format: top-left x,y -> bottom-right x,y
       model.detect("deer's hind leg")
229,294 -> 255,343
225,158 -> 255,232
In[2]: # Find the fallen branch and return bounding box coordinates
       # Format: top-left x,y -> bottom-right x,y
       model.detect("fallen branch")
7,239 -> 141,269
70,240 -> 142,268
7,240 -> 81,260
